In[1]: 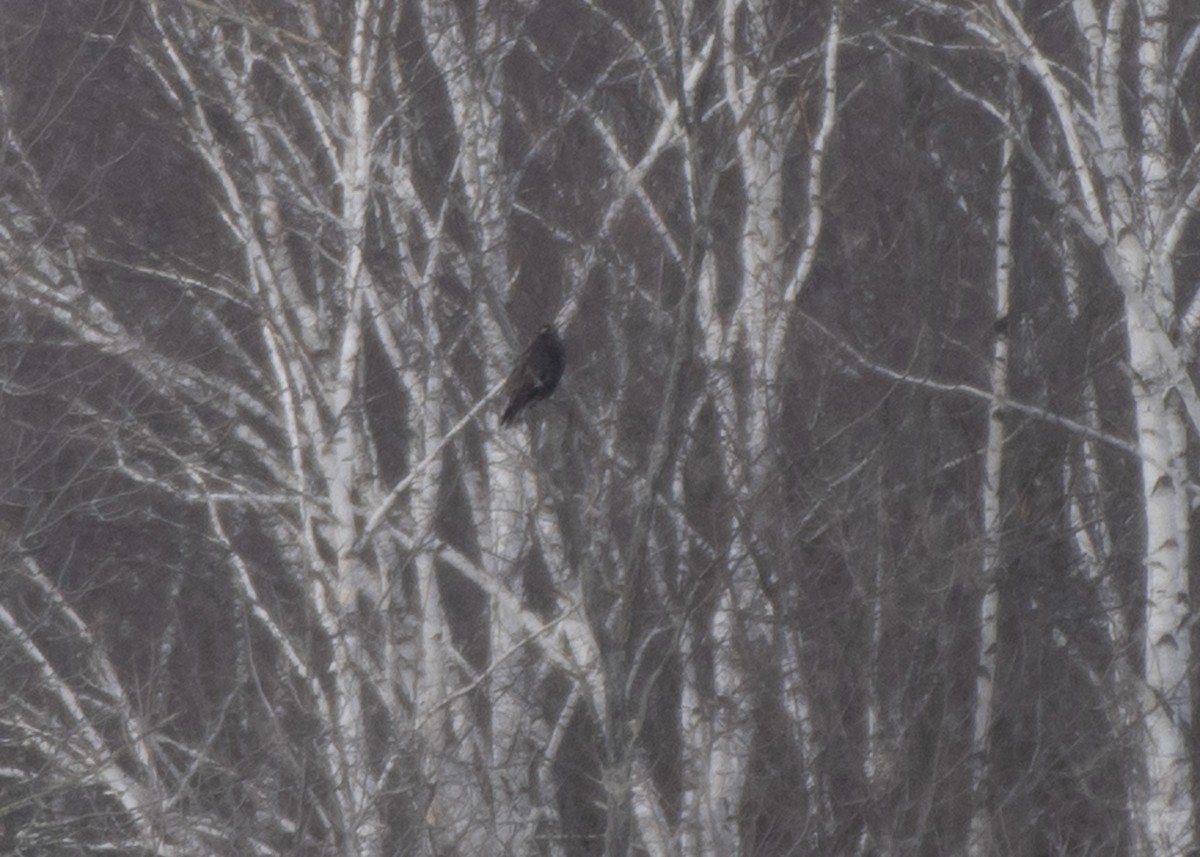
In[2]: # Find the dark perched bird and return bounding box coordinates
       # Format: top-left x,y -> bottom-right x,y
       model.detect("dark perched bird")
501,324 -> 565,426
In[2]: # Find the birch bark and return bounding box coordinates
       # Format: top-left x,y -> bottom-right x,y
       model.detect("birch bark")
966,125 -> 1014,857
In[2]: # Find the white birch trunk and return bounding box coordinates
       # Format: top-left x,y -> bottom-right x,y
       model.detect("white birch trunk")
1125,301 -> 1192,857
720,0 -> 784,463
966,128 -> 1014,857
418,4 -> 545,851
676,583 -> 755,857
1125,254 -> 1193,856
1128,3 -> 1193,851
408,313 -> 490,854
327,6 -> 383,856
706,589 -> 755,855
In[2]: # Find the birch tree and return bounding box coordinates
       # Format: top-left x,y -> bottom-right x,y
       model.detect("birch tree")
888,0 -> 1200,852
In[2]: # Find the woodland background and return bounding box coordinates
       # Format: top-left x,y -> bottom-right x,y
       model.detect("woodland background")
1,1 -> 1198,855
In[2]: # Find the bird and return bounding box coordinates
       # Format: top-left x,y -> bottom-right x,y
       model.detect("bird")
501,324 -> 565,426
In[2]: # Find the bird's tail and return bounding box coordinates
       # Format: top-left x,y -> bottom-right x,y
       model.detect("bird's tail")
500,394 -> 527,426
